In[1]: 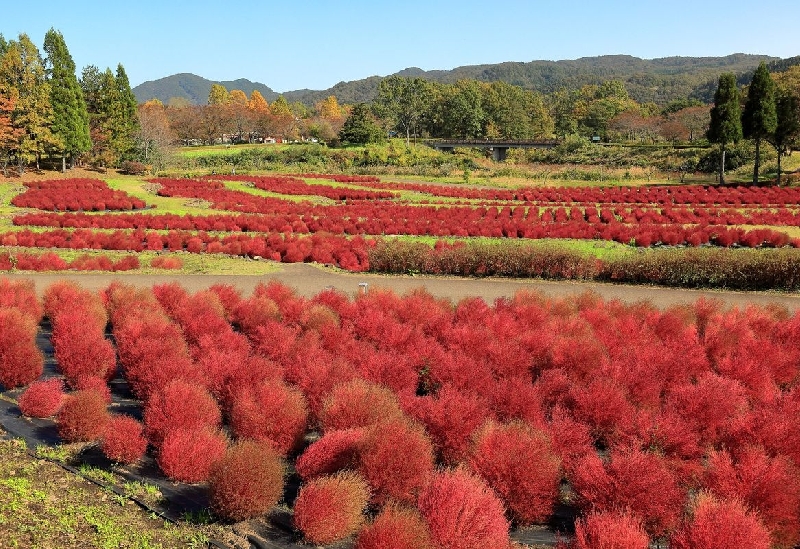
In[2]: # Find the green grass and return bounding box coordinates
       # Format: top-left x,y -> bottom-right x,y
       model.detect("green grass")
177,142 -> 291,158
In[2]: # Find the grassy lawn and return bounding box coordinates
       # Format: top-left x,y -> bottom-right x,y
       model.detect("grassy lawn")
0,434 -> 226,549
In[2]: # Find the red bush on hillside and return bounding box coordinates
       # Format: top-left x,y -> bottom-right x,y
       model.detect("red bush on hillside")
143,379 -> 222,448
319,379 -> 405,432
355,504 -> 433,549
670,493 -> 771,549
571,511 -> 650,549
209,440 -> 286,522
295,428 -> 366,480
18,378 -> 65,418
0,308 -> 44,389
293,472 -> 370,545
468,420 -> 561,525
417,468 -> 510,549
57,389 -> 110,443
229,379 -> 309,455
157,427 -> 228,483
150,256 -> 183,270
569,448 -> 685,537
703,447 -> 800,548
0,278 -> 43,321
102,415 -> 148,465
359,418 -> 435,505
51,311 -> 116,386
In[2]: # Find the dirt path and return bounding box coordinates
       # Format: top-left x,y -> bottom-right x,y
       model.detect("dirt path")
5,262 -> 800,310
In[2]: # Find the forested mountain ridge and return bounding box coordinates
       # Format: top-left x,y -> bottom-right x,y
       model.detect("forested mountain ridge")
133,53 -> 784,106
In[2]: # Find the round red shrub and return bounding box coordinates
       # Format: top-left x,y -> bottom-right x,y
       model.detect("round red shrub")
57,389 -> 110,443
102,415 -> 147,464
319,379 -> 405,432
18,378 -> 65,418
143,379 -> 222,449
157,427 -> 228,483
417,468 -> 510,549
295,428 -> 366,480
229,379 -> 309,455
0,279 -> 43,322
359,418 -> 435,505
355,504 -> 433,549
209,440 -> 286,522
571,511 -> 650,549
468,420 -> 561,525
0,308 -> 44,389
293,471 -> 370,545
670,493 -> 771,549
72,375 -> 112,404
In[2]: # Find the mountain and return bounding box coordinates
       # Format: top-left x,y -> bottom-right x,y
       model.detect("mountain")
133,73 -> 278,105
133,53 -> 789,107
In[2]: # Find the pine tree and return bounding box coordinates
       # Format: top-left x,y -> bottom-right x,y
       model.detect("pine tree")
707,73 -> 743,184
742,62 -> 777,184
338,103 -> 384,144
43,28 -> 91,171
768,90 -> 800,185
115,64 -> 140,160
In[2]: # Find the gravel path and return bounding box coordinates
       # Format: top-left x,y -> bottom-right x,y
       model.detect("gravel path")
5,262 -> 800,310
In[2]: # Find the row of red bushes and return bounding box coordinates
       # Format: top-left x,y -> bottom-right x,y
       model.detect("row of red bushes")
0,280 -> 43,390
207,174 -> 397,201
0,251 -> 141,272
11,178 -> 148,211
0,229 -> 372,271
9,280 -> 800,548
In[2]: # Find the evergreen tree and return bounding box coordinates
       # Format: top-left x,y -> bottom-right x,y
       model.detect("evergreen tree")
768,90 -> 800,185
742,62 -> 777,184
707,73 -> 742,184
338,103 -> 384,144
115,64 -> 140,159
43,28 -> 91,171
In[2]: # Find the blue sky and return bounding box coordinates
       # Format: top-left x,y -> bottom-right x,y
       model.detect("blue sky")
3,1 -> 799,92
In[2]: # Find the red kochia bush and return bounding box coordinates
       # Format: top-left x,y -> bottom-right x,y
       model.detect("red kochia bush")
571,511 -> 650,549
157,427 -> 228,483
209,440 -> 286,522
417,468 -> 509,549
102,415 -> 148,464
57,389 -> 110,442
468,420 -> 561,525
295,428 -> 366,480
319,379 -> 405,432
355,504 -> 433,549
143,379 -> 222,449
670,493 -> 771,549
51,311 -> 116,386
0,308 -> 44,389
18,378 -> 65,418
359,418 -> 436,505
229,379 -> 309,455
293,472 -> 371,545
0,278 -> 43,322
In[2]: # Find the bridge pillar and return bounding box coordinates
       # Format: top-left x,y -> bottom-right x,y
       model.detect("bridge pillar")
492,147 -> 508,162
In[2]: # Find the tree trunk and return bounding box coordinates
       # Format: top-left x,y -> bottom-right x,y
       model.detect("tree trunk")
777,150 -> 783,186
61,154 -> 66,173
719,145 -> 726,184
753,138 -> 761,185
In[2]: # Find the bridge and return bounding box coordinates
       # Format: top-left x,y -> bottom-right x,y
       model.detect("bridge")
425,139 -> 560,161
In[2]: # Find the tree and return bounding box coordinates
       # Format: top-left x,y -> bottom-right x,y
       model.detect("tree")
338,103 -> 383,144
0,34 -> 57,173
374,76 -> 432,144
114,64 -> 140,160
208,83 -> 229,105
441,80 -> 486,139
316,95 -> 343,121
135,99 -> 175,171
43,28 -> 91,171
0,93 -> 24,176
247,90 -> 269,113
707,73 -> 743,184
742,62 -> 777,184
768,90 -> 800,185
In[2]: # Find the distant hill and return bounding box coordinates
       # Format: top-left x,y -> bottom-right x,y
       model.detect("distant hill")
133,53 -> 791,107
133,73 -> 278,105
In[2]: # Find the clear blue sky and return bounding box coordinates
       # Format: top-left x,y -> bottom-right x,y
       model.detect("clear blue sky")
3,1 -> 799,93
